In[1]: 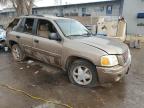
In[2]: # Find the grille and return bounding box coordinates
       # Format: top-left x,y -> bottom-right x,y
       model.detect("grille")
117,50 -> 129,66
122,50 -> 128,63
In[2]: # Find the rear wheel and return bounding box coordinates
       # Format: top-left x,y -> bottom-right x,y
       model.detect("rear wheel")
68,60 -> 98,87
11,44 -> 25,61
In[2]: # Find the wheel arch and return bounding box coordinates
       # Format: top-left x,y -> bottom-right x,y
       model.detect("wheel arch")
9,40 -> 18,48
65,56 -> 96,71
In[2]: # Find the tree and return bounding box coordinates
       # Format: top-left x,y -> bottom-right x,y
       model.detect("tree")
0,0 -> 35,16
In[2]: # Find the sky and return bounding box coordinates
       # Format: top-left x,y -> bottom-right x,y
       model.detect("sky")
0,0 -> 107,10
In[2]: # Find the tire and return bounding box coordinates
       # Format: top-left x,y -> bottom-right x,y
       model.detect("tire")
11,44 -> 25,62
68,59 -> 98,87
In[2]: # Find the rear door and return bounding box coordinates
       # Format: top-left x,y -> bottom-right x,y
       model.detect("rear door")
7,18 -> 23,47
16,18 -> 35,55
33,19 -> 63,66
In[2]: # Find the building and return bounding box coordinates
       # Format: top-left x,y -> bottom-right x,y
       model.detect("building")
122,0 -> 144,35
0,0 -> 123,17
2,0 -> 143,35
32,0 -> 123,17
0,8 -> 15,17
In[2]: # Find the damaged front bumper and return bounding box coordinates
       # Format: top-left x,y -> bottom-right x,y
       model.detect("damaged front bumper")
96,58 -> 131,84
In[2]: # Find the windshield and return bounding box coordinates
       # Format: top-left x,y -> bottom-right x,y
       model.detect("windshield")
55,19 -> 91,37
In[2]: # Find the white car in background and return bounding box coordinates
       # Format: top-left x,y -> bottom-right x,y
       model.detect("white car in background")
0,29 -> 6,42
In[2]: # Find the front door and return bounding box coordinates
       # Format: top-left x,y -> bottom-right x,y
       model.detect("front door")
33,19 -> 63,66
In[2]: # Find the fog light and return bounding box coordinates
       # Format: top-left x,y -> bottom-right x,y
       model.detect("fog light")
115,75 -> 122,82
115,77 -> 121,82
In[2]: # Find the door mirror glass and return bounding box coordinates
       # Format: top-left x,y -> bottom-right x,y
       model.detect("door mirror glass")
49,33 -> 61,41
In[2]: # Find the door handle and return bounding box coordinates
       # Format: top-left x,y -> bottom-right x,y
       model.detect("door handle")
16,36 -> 20,39
34,39 -> 39,43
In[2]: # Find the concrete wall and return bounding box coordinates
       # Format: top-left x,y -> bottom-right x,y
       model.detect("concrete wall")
122,0 -> 144,35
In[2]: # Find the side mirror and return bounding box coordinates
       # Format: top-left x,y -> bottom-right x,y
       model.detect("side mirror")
49,33 -> 61,41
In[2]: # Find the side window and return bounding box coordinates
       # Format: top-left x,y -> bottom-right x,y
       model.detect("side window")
23,18 -> 34,34
37,19 -> 57,38
15,18 -> 25,32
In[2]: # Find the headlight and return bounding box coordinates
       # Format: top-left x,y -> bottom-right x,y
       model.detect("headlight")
101,55 -> 118,67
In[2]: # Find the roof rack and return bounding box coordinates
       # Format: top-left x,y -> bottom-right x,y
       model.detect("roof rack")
24,14 -> 44,17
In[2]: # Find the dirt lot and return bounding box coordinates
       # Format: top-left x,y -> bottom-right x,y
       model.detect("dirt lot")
0,46 -> 144,108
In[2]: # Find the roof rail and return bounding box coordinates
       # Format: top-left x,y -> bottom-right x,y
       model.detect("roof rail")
24,14 -> 44,17
33,14 -> 44,17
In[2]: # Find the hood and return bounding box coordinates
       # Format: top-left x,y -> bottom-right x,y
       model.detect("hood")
74,36 -> 128,54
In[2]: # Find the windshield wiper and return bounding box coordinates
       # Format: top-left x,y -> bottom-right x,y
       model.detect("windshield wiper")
66,34 -> 83,37
67,33 -> 91,37
82,33 -> 92,37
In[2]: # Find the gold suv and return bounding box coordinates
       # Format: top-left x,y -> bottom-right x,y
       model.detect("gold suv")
6,15 -> 131,87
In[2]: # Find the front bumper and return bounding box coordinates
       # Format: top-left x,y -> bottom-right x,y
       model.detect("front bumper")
97,58 -> 131,84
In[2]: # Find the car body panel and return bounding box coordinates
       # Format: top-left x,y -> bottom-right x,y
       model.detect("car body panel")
61,38 -> 108,69
73,36 -> 128,54
33,36 -> 63,66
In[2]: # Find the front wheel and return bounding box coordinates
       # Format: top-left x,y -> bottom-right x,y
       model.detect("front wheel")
11,44 -> 25,62
68,60 -> 98,87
